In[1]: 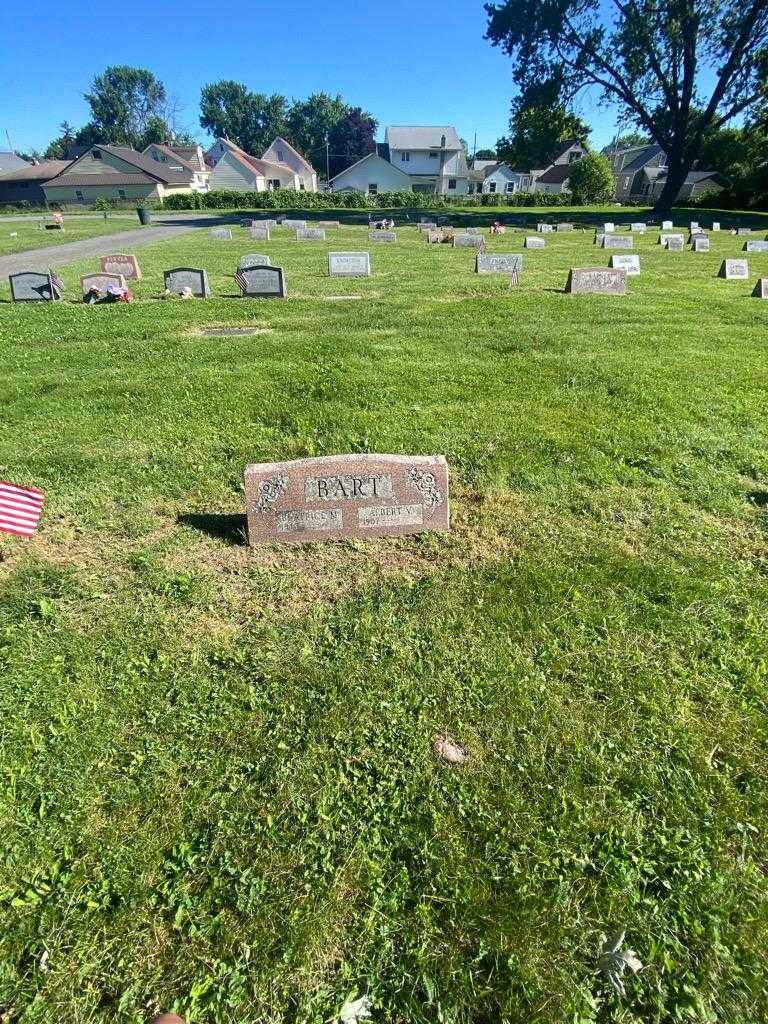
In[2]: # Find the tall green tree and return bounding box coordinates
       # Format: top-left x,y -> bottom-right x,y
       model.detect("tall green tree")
496,77 -> 590,168
485,0 -> 768,211
199,81 -> 288,154
84,66 -> 168,150
44,121 -> 77,159
286,93 -> 349,167
474,148 -> 498,161
568,151 -> 615,202
327,106 -> 377,178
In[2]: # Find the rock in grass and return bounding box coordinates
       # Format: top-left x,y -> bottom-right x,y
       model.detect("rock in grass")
433,734 -> 469,764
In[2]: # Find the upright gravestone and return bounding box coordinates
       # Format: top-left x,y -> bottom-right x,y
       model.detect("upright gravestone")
594,232 -> 605,246
751,278 -> 768,298
210,227 -> 232,240
565,267 -> 627,295
666,236 -> 684,251
537,223 -> 554,233
476,253 -> 522,275
712,221 -> 721,231
426,230 -> 442,244
237,264 -> 286,297
100,253 -> 141,280
249,227 -> 270,241
745,240 -> 768,252
630,222 -> 647,233
737,228 -> 752,236
609,254 -> 640,276
318,220 -> 340,229
238,253 -> 270,268
661,219 -> 673,230
283,219 -> 307,230
524,236 -> 545,248
692,236 -> 710,252
244,453 -> 449,545
297,228 -> 326,240
602,235 -> 633,249
368,231 -> 396,243
252,218 -> 277,229
328,252 -> 370,277
9,271 -> 61,302
690,221 -> 700,232
81,272 -> 126,297
453,233 -> 485,249
719,259 -> 749,279
556,223 -> 574,232
660,233 -> 684,248
603,222 -> 615,232
164,267 -> 211,298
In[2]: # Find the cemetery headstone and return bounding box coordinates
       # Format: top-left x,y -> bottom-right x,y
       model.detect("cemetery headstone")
565,267 -> 627,295
210,227 -> 232,240
666,236 -> 684,251
238,253 -> 271,268
164,267 -> 210,298
630,222 -> 647,233
692,236 -> 710,252
9,271 -> 61,302
609,254 -> 640,276
712,221 -> 720,231
318,221 -> 340,228
737,228 -> 752,236
297,228 -> 326,240
426,230 -> 442,244
476,253 -> 523,275
249,227 -> 270,241
660,233 -> 684,248
252,219 -> 277,229
524,236 -> 545,248
237,264 -> 286,297
744,240 -> 768,252
662,219 -> 673,230
283,219 -> 307,230
537,223 -> 554,233
602,235 -> 633,249
368,231 -> 396,242
100,253 -> 141,280
594,232 -> 605,246
719,259 -> 749,279
328,252 -> 371,277
81,272 -> 126,298
244,453 -> 450,545
453,233 -> 485,249
690,221 -> 700,232
603,222 -> 615,232
556,223 -> 574,232
751,277 -> 768,298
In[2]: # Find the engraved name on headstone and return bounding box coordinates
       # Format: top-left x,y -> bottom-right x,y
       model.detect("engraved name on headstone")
238,253 -> 271,268
9,271 -> 60,302
566,266 -> 627,295
719,259 -> 749,279
164,267 -> 210,297
453,233 -> 485,248
609,254 -> 640,276
692,236 -> 710,251
328,251 -> 371,277
476,252 -> 523,274
237,264 -> 286,297
368,231 -> 396,242
244,454 -> 449,545
100,253 -> 141,279
81,272 -> 126,297
602,235 -> 633,249
297,228 -> 326,240
537,223 -> 554,232
744,240 -> 768,252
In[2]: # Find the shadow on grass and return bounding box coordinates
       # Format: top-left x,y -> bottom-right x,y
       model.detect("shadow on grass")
178,512 -> 248,545
747,491 -> 768,508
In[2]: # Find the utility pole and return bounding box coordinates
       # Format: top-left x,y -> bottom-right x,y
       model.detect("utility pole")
325,133 -> 330,182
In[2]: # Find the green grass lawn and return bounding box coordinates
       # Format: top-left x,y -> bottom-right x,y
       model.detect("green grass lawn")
0,217 -> 147,257
1,221 -> 767,1024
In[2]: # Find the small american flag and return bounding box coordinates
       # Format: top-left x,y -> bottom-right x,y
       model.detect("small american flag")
234,268 -> 248,292
0,481 -> 45,538
49,269 -> 65,294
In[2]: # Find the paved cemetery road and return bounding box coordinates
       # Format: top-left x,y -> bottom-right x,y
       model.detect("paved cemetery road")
0,221 -> 201,279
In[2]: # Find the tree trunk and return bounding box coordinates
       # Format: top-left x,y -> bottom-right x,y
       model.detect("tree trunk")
652,146 -> 693,216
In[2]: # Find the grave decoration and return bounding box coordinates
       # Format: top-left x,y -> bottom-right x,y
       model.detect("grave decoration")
244,453 -> 449,545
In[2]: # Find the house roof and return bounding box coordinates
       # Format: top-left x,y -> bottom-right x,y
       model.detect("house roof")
385,126 -> 462,151
618,144 -> 665,172
142,143 -> 201,174
168,145 -> 207,171
263,136 -> 315,174
0,152 -> 30,173
655,168 -> 727,185
329,150 -> 411,184
548,138 -> 585,162
44,173 -> 165,188
96,145 -> 193,183
0,160 -> 70,182
536,163 -> 573,184
215,139 -> 294,180
48,145 -> 193,186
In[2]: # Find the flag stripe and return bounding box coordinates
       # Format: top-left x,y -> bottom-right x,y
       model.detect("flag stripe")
0,481 -> 44,498
0,480 -> 45,538
0,507 -> 40,524
0,491 -> 44,511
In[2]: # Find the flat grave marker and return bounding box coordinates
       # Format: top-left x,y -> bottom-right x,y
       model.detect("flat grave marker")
719,258 -> 749,279
9,271 -> 61,302
244,453 -> 449,545
476,252 -> 523,275
237,264 -> 286,297
100,253 -> 141,280
609,254 -> 640,276
164,267 -> 210,298
566,266 -> 627,295
328,252 -> 371,277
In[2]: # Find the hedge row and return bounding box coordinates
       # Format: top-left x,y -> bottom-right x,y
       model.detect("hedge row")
160,188 -> 578,211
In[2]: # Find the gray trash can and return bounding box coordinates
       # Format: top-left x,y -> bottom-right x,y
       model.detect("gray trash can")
137,207 -> 151,226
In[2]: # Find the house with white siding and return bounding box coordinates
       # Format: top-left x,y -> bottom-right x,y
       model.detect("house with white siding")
470,162 -> 533,196
143,142 -> 211,191
42,145 -> 196,205
207,137 -> 318,192
330,126 -> 470,195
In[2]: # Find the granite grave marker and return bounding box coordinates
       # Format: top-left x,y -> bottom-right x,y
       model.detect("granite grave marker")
476,252 -> 522,275
719,259 -> 749,279
609,254 -> 640,276
164,267 -> 210,298
9,271 -> 61,302
566,267 -> 627,295
100,253 -> 141,280
237,264 -> 286,297
81,272 -> 126,297
328,252 -> 371,277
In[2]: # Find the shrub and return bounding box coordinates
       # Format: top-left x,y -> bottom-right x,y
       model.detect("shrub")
568,153 -> 615,204
93,197 -> 112,211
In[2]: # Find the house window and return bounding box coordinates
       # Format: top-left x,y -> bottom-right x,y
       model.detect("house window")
268,179 -> 281,189
299,182 -> 305,191
368,183 -> 378,195
93,149 -> 101,159
658,153 -> 667,167
448,178 -> 457,190
506,182 -> 515,193
569,151 -> 582,163
75,190 -> 83,200
400,152 -> 410,162
118,189 -> 126,198
429,151 -> 438,159
277,150 -> 283,161
488,181 -> 497,193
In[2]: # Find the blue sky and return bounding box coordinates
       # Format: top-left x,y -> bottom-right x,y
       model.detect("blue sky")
0,0 -> 624,157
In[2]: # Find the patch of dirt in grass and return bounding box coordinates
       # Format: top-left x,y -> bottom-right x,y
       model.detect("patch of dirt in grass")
185,322 -> 273,336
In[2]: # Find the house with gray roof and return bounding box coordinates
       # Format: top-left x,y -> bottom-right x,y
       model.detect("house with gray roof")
330,126 -> 470,195
42,145 -> 196,206
207,137 -> 318,192
0,160 -> 71,206
604,142 -> 726,201
143,142 -> 211,191
0,152 -> 30,174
